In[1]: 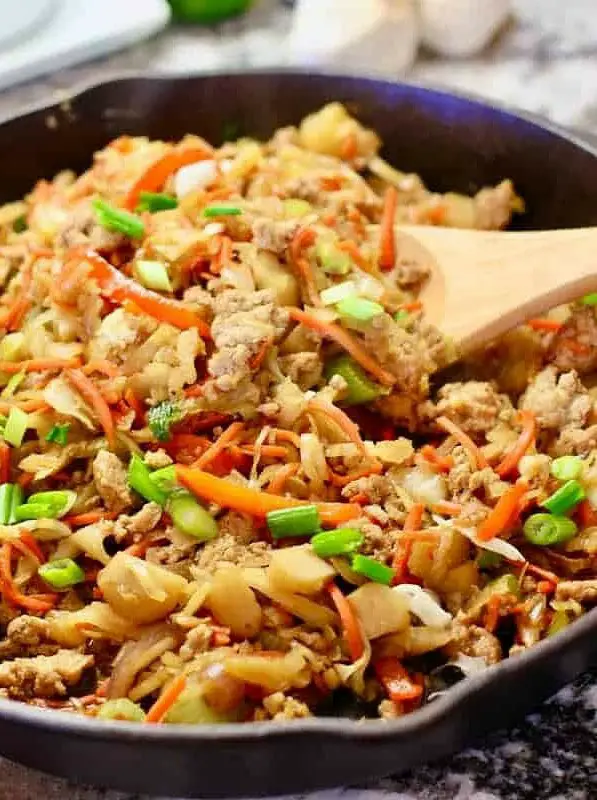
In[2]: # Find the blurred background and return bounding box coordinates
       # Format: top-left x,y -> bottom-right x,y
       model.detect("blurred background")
0,0 -> 595,137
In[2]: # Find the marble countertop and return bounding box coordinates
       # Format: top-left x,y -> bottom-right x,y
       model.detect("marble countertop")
0,1 -> 596,798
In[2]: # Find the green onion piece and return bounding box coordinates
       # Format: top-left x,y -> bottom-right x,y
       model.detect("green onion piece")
315,240 -> 351,275
324,354 -> 382,406
336,296 -> 384,323
266,505 -> 321,539
484,573 -> 520,598
581,293 -> 597,306
0,483 -> 14,525
394,309 -> 409,323
203,205 -> 242,218
93,197 -> 145,239
320,281 -> 357,306
38,558 -> 85,590
283,199 -> 312,218
27,490 -> 77,517
523,513 -> 578,546
311,528 -> 364,558
128,454 -> 168,506
14,503 -> 56,521
550,456 -> 583,482
149,465 -> 177,492
8,484 -> 23,524
1,370 -> 26,398
97,698 -> 146,722
147,400 -> 180,442
547,608 -> 570,637
541,479 -> 585,515
351,554 -> 395,585
45,423 -> 71,446
477,551 -> 503,571
135,260 -> 173,293
3,407 -> 29,447
168,491 -> 219,541
0,415 -> 6,434
136,191 -> 178,213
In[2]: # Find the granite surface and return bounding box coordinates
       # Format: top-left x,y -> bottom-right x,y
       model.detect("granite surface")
0,1 -> 597,798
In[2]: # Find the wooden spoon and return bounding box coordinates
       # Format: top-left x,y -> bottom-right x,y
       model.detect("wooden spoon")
396,225 -> 597,354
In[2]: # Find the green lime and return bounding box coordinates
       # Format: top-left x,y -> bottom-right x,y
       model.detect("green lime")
168,0 -> 253,23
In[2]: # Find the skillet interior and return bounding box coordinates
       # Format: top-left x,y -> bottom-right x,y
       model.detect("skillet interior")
0,71 -> 596,797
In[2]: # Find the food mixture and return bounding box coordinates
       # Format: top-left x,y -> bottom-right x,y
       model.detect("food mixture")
0,103 -> 594,725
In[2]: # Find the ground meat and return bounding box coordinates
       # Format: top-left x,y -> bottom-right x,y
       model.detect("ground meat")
342,474 -> 394,505
89,308 -> 157,364
92,451 -> 132,513
553,425 -> 597,457
56,201 -> 125,251
122,502 -> 163,538
260,692 -> 312,720
395,258 -> 431,290
217,512 -> 259,544
555,579 -> 597,604
135,327 -> 203,403
444,622 -> 501,665
378,698 -> 403,719
6,616 -> 49,647
520,368 -> 591,430
278,352 -> 323,390
473,179 -> 518,230
195,534 -> 271,573
358,520 -> 395,564
179,624 -> 213,661
19,440 -> 104,481
0,650 -> 94,699
144,449 -> 174,469
551,306 -> 597,374
251,217 -> 300,254
434,381 -> 514,436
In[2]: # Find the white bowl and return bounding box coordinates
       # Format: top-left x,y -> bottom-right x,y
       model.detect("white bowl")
0,0 -> 58,48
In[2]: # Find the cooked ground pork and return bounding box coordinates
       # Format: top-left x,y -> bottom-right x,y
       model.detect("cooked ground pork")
555,580 -> 597,604
434,381 -> 514,436
520,368 -> 592,430
0,651 -> 94,699
92,451 -> 132,513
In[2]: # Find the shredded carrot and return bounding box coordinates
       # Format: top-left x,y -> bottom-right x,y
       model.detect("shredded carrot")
477,481 -> 529,542
0,357 -> 81,374
164,434 -> 210,464
193,421 -> 244,470
236,444 -> 290,459
392,503 -> 425,581
419,444 -> 454,473
18,531 -> 46,564
17,471 -> 34,489
329,460 -> 383,488
378,186 -> 398,271
537,580 -> 555,595
183,383 -> 204,398
125,145 -> 214,210
560,338 -> 590,356
496,410 -> 536,478
527,318 -> 563,333
64,510 -> 119,527
484,595 -> 502,633
82,360 -> 121,378
374,657 -> 423,704
0,399 -> 51,415
578,499 -> 597,527
267,463 -> 299,495
176,465 -> 360,526
337,239 -> 373,272
145,674 -> 187,724
437,415 -> 489,470
321,212 -> 337,227
248,339 -> 272,371
211,235 -> 233,276
288,307 -> 395,386
307,398 -> 366,453
0,444 -> 10,484
3,258 -> 34,332
0,543 -> 55,613
327,582 -> 363,661
124,388 -> 144,424
290,227 -> 321,307
65,368 -> 115,448
319,175 -> 344,192
399,301 -> 423,313
269,429 -> 301,449
430,501 -> 463,516
521,562 -> 559,585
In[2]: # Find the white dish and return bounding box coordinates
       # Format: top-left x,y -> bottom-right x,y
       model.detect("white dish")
0,0 -> 170,92
0,0 -> 57,48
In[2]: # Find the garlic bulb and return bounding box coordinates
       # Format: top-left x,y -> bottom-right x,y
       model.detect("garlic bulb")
419,0 -> 511,58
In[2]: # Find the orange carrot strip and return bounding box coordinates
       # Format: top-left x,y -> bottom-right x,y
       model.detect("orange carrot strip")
392,503 -> 425,580
290,228 -> 321,308
176,465 -> 360,526
399,301 -> 423,313
267,463 -> 299,495
379,186 -> 398,271
3,258 -> 34,332
248,339 -> 271,371
145,674 -> 187,724
578,499 -> 597,527
183,383 -> 204,398
0,543 -> 55,613
484,595 -> 502,633
65,368 -> 115,448
496,411 -> 536,478
0,357 -> 81,374
327,582 -> 363,661
237,444 -> 290,459
477,481 -> 529,542
307,398 -> 367,453
329,460 -> 383,488
288,307 -> 395,386
18,531 -> 45,564
17,472 -> 34,489
64,510 -> 119,527
269,429 -> 301,449
430,501 -> 463,516
82,360 -> 121,378
124,388 -> 144,423
125,145 -> 214,211
527,318 -> 563,333
0,444 -> 10,484
437,415 -> 489,470
65,248 -> 211,338
374,657 -> 423,704
419,444 -> 454,473
337,240 -> 371,272
193,421 -> 245,470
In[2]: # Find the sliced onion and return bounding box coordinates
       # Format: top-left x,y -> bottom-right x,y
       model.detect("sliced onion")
320,280 -> 357,306
174,160 -> 218,198
0,519 -> 72,543
107,624 -> 179,700
457,525 -> 525,563
393,584 -> 452,628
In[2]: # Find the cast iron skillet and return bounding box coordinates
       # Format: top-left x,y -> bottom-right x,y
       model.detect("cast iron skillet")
1,72 -> 597,798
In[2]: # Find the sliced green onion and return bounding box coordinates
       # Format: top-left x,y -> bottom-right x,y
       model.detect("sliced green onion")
149,465 -> 177,492
315,240 -> 351,275
136,191 -> 178,213
523,513 -> 578,546
311,527 -> 364,558
283,199 -> 312,218
168,491 -> 218,541
484,573 -> 520,598
581,293 -> 597,306
3,407 -> 29,447
320,281 -> 357,306
266,505 -> 321,539
351,554 -> 395,585
45,423 -> 71,446
147,400 -> 180,442
477,551 -> 503,571
1,370 -> 26,398
38,558 -> 85,590
93,197 -> 145,239
324,355 -> 383,406
203,205 -> 242,218
541,479 -> 585,515
550,456 -> 583,482
97,698 -> 146,722
394,309 -> 409,323
27,490 -> 77,517
336,296 -> 384,323
128,454 -> 168,506
8,484 -> 23,524
0,483 -> 14,525
135,260 -> 173,293
547,608 -> 570,637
